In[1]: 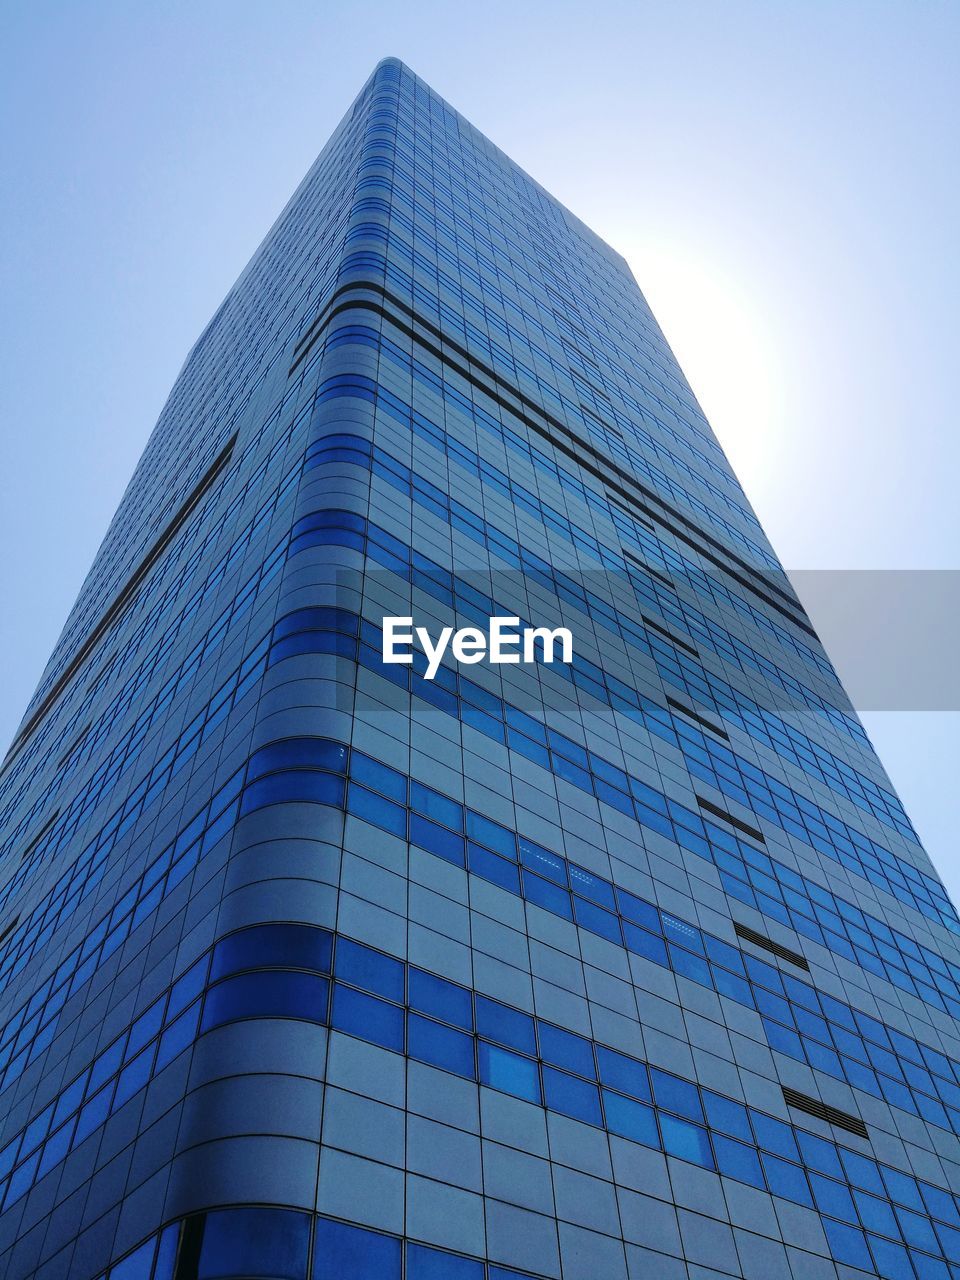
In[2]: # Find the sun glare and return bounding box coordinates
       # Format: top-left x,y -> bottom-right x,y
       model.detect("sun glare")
618,239 -> 783,499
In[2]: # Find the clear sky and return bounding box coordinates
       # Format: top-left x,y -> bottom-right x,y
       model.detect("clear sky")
1,2 -> 957,894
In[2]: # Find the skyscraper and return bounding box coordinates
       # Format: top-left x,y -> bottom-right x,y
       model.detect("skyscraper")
1,53 -> 958,1279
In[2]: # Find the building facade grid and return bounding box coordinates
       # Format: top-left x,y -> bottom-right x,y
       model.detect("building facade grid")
0,57 -> 957,1280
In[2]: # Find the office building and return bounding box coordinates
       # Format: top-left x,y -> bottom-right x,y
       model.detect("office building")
1,58 -> 958,1280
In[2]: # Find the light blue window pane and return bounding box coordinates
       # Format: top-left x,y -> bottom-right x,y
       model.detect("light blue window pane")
478,1042 -> 540,1104
602,1091 -> 660,1148
659,1113 -> 714,1168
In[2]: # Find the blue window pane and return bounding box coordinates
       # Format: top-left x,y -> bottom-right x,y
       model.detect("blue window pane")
109,1238 -> 155,1280
475,997 -> 536,1054
910,1251 -> 950,1280
331,984 -> 404,1052
750,1110 -> 799,1160
867,1233 -> 916,1280
938,1222 -> 960,1263
920,1180 -> 960,1228
523,870 -> 573,919
201,972 -> 329,1031
854,1190 -> 899,1237
810,1174 -> 857,1223
841,1148 -> 885,1195
651,1069 -> 703,1122
346,783 -> 406,836
573,896 -> 622,944
113,1047 -> 154,1110
844,1056 -> 882,1097
882,1164 -> 924,1212
468,843 -> 521,894
660,1114 -> 714,1168
465,811 -> 515,858
669,945 -> 712,988
542,1066 -> 602,1125
552,752 -> 591,790
153,1223 -> 178,1280
408,968 -> 473,1030
411,781 -> 463,831
602,1091 -> 660,1148
51,1070 -> 88,1129
198,1207 -> 310,1279
156,1000 -> 201,1071
761,1153 -> 812,1206
248,738 -> 347,777
241,770 -> 344,815
407,1242 -> 483,1279
596,1047 -> 649,1101
127,998 -> 165,1058
796,1130 -> 842,1178
410,814 -> 465,865
89,1038 -> 125,1093
755,989 -> 792,1024
897,1207 -> 939,1252
408,1014 -> 475,1078
335,938 -> 404,1001
37,1119 -> 74,1179
713,967 -> 754,1007
702,1091 -> 751,1141
822,1219 -> 873,1271
623,923 -> 668,967
744,953 -> 782,992
168,956 -> 208,1020
568,864 -> 615,909
314,1216 -> 400,1280
210,924 -> 333,982
713,1134 -> 764,1188
616,889 -> 660,932
351,752 -> 407,801
478,1042 -> 540,1104
519,839 -> 567,885
3,1150 -> 38,1208
538,1023 -> 595,1078
661,913 -> 704,954
762,1018 -> 804,1060
805,1039 -> 844,1078
704,934 -> 745,974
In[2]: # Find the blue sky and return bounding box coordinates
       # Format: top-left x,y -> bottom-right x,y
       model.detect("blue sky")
1,1 -> 957,894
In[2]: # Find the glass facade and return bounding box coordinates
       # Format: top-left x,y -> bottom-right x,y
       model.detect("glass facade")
0,57 -> 958,1280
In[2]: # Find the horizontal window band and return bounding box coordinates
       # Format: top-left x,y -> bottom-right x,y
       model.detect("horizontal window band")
18,809 -> 59,864
607,492 -> 655,532
4,433 -> 238,764
696,794 -> 766,844
641,613 -> 701,659
666,696 -> 730,741
622,546 -> 679,592
734,921 -> 810,971
290,279 -> 816,638
782,1086 -> 869,1139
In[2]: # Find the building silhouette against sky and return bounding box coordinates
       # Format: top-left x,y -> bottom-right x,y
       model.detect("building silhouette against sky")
1,57 -> 959,1280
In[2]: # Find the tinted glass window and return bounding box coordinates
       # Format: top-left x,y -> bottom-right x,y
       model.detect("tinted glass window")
408,1014 -> 474,1078
196,1207 -> 310,1279
331,985 -> 404,1052
200,972 -> 329,1032
335,938 -> 404,1001
313,1216 -> 400,1280
478,1042 -> 540,1103
408,969 -> 473,1029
